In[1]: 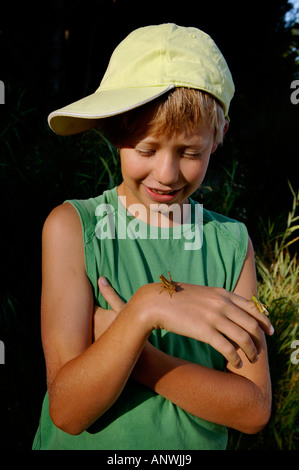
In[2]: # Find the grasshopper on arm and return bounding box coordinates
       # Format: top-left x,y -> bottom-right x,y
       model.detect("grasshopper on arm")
159,271 -> 177,297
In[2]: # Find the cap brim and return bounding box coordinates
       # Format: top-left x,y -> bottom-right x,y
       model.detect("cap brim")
48,85 -> 175,135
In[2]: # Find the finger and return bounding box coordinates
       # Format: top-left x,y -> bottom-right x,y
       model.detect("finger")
223,302 -> 265,355
98,277 -> 126,313
218,318 -> 258,363
207,329 -> 243,369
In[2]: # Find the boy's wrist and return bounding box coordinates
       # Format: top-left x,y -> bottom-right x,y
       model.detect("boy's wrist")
127,283 -> 162,334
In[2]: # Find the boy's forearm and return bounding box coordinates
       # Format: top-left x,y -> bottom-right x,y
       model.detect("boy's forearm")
132,342 -> 271,434
48,301 -> 152,435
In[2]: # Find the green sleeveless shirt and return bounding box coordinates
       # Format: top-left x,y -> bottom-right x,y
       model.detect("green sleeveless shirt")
33,187 -> 248,450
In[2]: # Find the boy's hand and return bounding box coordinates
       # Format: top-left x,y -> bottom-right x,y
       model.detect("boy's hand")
94,278 -> 274,369
93,277 -> 125,341
130,282 -> 274,369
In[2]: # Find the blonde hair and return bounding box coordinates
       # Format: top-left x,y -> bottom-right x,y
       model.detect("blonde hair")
100,88 -> 226,146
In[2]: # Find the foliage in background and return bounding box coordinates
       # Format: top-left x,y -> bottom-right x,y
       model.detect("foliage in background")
1,0 -> 298,450
0,90 -> 122,450
228,184 -> 299,450
255,184 -> 298,450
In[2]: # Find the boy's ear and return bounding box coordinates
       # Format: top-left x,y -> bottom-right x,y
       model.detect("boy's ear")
211,142 -> 218,153
223,119 -> 229,135
211,120 -> 229,154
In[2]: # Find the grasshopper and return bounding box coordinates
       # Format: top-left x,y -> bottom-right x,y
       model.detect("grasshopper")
252,295 -> 269,316
159,271 -> 177,297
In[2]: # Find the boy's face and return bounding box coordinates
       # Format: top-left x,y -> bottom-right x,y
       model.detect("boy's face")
118,124 -> 217,224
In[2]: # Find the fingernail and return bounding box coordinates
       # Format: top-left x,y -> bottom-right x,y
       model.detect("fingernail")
270,325 -> 275,335
100,277 -> 109,286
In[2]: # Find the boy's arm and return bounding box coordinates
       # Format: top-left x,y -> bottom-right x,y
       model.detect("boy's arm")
130,238 -> 272,434
41,204 -> 152,435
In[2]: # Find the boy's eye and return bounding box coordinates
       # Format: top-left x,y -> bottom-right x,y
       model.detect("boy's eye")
134,148 -> 202,158
135,148 -> 155,157
182,152 -> 202,159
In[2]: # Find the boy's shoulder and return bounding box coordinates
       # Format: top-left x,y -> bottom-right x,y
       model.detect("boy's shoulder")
202,206 -> 243,225
66,188 -> 117,214
198,203 -> 248,246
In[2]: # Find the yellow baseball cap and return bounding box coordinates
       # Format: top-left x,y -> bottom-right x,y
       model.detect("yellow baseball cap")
48,23 -> 235,136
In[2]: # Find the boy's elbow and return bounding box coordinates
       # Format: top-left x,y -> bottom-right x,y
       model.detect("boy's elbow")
57,423 -> 84,436
239,402 -> 271,435
51,416 -> 85,436
251,408 -> 271,434
241,417 -> 270,435
49,404 -> 86,436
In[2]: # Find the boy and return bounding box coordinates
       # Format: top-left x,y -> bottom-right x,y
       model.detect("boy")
33,24 -> 274,450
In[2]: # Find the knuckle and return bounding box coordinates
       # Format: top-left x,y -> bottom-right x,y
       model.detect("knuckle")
247,315 -> 263,335
242,335 -> 255,352
213,287 -> 225,295
213,287 -> 229,301
221,340 -> 237,358
211,291 -> 230,312
251,320 -> 261,335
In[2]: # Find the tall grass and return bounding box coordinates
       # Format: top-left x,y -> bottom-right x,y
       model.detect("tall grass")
228,184 -> 299,450
256,184 -> 298,449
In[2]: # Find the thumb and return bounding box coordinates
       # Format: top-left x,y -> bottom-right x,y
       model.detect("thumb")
98,277 -> 126,313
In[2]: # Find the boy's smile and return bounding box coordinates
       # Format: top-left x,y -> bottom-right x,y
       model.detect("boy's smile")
117,124 -> 217,225
143,185 -> 183,203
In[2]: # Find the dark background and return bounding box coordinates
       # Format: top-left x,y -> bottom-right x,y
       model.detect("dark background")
0,0 -> 298,450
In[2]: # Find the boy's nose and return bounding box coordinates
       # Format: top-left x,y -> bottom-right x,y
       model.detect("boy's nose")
153,153 -> 180,186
